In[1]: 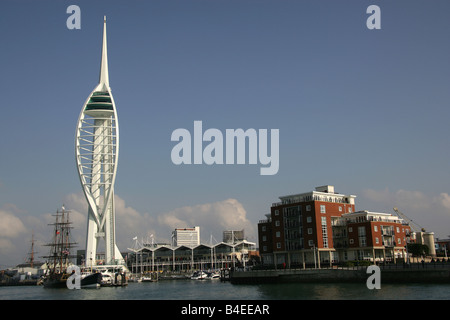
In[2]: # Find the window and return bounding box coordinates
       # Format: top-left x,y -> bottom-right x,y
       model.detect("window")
358,226 -> 366,247
262,236 -> 267,242
349,227 -> 353,232
339,206 -> 342,212
308,240 -> 314,247
263,246 -> 267,252
358,226 -> 366,236
396,227 -> 400,233
306,205 -> 311,211
276,242 -> 281,249
276,231 -> 281,238
375,237 -> 379,244
398,238 -> 401,245
262,226 -> 266,232
359,237 -> 366,247
374,225 -> 378,232
275,220 -> 280,227
307,228 -> 313,235
321,217 -> 328,248
275,210 -> 279,216
320,205 -> 326,213
307,216 -> 312,223
283,205 -> 303,252
349,238 -> 354,244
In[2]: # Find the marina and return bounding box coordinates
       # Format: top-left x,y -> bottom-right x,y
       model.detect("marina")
2,5 -> 450,310
0,278 -> 449,300
228,263 -> 450,284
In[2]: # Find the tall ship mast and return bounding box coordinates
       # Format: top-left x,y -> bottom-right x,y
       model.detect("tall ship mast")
42,206 -> 77,274
41,206 -> 102,288
41,206 -> 77,287
24,232 -> 39,268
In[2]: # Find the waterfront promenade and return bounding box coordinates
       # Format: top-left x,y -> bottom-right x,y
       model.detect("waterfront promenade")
228,261 -> 450,284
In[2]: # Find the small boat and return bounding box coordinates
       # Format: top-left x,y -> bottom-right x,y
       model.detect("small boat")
141,275 -> 157,282
99,273 -> 113,286
206,271 -> 220,280
190,271 -> 207,280
80,272 -> 102,288
95,266 -> 128,287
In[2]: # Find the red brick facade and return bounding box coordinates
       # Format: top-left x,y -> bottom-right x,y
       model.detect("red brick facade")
258,186 -> 411,265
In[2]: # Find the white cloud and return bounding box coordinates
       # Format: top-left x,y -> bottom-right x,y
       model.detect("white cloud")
362,188 -> 431,212
361,188 -> 450,238
0,204 -> 27,238
58,194 -> 256,250
0,238 -> 15,256
0,194 -> 256,266
157,198 -> 256,243
436,193 -> 450,211
0,204 -> 30,265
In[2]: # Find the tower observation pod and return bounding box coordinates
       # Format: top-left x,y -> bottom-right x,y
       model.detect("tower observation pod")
75,17 -> 125,268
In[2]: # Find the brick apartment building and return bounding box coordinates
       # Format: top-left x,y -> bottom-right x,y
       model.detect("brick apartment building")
258,185 -> 411,267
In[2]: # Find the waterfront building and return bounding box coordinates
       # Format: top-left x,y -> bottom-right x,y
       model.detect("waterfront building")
75,17 -> 124,267
223,230 -> 245,243
334,210 -> 410,262
435,238 -> 449,257
128,228 -> 256,274
128,240 -> 257,274
258,185 -> 411,267
410,230 -> 436,257
173,227 -> 200,247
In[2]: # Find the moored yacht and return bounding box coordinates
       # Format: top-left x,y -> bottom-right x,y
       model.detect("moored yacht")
190,271 -> 207,280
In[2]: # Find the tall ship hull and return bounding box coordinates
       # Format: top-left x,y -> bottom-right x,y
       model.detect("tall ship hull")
43,272 -> 102,289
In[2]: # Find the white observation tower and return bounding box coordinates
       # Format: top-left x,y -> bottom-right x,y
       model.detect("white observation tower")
75,17 -> 124,267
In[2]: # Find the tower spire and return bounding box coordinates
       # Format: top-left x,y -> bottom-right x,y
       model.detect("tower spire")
76,16 -> 125,269
99,16 -> 109,87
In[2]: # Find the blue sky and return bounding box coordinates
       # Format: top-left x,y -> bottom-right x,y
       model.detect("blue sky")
1,0 -> 450,266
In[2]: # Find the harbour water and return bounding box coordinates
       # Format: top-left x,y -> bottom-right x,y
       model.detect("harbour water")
1,280 -> 449,300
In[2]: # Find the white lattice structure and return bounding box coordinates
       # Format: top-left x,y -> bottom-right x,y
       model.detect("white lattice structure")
75,17 -> 124,267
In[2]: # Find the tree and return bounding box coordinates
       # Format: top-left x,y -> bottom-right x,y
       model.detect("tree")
407,243 -> 429,257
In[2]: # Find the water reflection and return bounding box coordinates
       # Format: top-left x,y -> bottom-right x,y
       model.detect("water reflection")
254,282 -> 450,300
1,280 -> 450,300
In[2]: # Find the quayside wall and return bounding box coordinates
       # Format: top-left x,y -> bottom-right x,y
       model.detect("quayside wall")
229,266 -> 450,284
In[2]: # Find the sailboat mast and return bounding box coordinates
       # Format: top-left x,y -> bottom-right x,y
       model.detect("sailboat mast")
30,232 -> 35,268
59,209 -> 63,273
63,208 -> 69,270
42,206 -> 78,275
